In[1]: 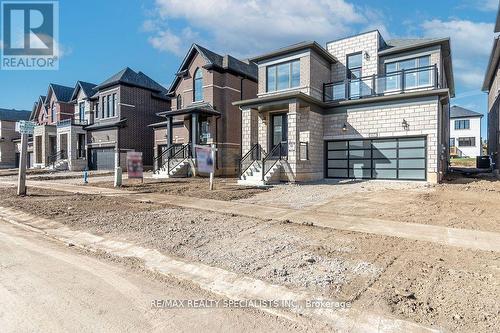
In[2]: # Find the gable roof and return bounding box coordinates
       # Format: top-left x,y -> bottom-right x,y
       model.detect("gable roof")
168,44 -> 258,94
250,41 -> 337,64
70,81 -> 97,101
450,105 -> 483,118
379,37 -> 455,98
0,108 -> 32,121
30,95 -> 46,120
94,67 -> 167,94
46,83 -> 74,103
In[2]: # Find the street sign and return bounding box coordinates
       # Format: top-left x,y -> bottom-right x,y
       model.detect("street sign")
18,120 -> 35,134
127,152 -> 143,179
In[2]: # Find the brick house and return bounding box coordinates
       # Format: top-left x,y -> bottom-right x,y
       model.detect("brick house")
150,44 -> 257,178
0,108 -> 31,168
482,8 -> 500,173
236,30 -> 454,185
85,67 -> 170,170
32,84 -> 74,168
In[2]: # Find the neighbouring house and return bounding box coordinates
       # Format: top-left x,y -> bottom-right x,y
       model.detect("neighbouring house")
51,81 -> 97,171
150,44 -> 258,178
85,67 -> 170,170
483,5 -> 500,172
449,106 -> 483,158
32,84 -> 74,168
235,30 -> 454,185
0,108 -> 31,168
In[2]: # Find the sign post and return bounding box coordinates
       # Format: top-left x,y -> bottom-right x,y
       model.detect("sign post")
17,120 -> 35,196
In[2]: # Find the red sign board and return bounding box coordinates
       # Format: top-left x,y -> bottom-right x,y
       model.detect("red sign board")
127,152 -> 143,179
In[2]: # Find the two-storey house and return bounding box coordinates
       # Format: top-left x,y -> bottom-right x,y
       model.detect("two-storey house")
236,30 -> 454,185
53,81 -> 98,171
482,6 -> 500,172
85,67 -> 170,170
150,44 -> 257,178
449,106 -> 483,158
32,83 -> 74,168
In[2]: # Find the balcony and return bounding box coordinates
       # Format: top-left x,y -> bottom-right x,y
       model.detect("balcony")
57,119 -> 88,128
323,65 -> 439,103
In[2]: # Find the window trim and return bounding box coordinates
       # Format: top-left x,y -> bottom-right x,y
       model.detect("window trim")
346,52 -> 362,79
112,93 -> 117,117
265,59 -> 301,93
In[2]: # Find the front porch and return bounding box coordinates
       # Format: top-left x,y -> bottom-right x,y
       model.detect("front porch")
55,119 -> 88,171
153,104 -> 223,178
32,124 -> 57,169
239,97 -> 323,185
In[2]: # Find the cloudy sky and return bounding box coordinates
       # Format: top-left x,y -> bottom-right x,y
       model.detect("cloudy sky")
0,0 -> 497,135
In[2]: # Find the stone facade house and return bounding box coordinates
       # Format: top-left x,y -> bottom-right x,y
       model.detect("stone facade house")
482,8 -> 500,173
150,44 -> 257,178
32,84 -> 74,168
236,30 -> 454,185
0,108 -> 31,168
85,67 -> 170,170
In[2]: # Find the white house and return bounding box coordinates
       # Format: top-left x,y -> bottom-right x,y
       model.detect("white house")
449,106 -> 483,158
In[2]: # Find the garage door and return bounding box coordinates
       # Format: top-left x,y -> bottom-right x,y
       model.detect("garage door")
89,148 -> 115,170
326,137 -> 427,180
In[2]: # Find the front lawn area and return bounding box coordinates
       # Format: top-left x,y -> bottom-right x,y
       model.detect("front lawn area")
450,157 -> 476,168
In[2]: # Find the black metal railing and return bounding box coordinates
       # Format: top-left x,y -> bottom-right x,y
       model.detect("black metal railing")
167,143 -> 191,175
262,142 -> 287,181
239,144 -> 262,177
323,65 -> 438,102
153,144 -> 183,172
47,149 -> 65,167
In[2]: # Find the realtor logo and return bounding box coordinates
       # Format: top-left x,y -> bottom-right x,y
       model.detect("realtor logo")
1,0 -> 59,70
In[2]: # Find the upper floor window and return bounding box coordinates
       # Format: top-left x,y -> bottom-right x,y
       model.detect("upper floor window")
79,102 -> 85,121
193,68 -> 203,102
101,96 -> 106,118
266,60 -> 300,92
112,93 -> 117,117
95,102 -> 99,118
385,56 -> 431,91
177,94 -> 183,109
347,53 -> 362,98
51,103 -> 56,123
455,119 -> 470,130
106,95 -> 111,118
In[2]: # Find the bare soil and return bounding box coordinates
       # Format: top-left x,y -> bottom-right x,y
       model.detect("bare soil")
0,186 -> 498,332
93,177 -> 268,201
239,175 -> 500,233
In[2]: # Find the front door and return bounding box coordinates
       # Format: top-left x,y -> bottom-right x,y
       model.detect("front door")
271,114 -> 288,156
49,136 -> 57,155
60,134 -> 68,159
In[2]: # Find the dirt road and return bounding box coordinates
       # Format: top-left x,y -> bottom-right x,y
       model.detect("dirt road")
0,221 -> 299,333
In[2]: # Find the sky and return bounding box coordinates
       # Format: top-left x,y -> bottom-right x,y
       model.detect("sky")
0,0 -> 497,137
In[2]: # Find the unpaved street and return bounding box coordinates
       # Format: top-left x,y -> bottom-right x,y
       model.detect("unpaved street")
0,221 -> 300,333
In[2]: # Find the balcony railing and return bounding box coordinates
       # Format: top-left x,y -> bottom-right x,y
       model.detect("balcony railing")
323,65 -> 439,102
57,119 -> 88,127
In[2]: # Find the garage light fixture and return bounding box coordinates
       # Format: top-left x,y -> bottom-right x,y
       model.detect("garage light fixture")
342,123 -> 348,132
402,119 -> 409,130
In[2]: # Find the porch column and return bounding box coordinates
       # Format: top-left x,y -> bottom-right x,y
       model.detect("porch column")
166,117 -> 173,148
241,107 -> 258,155
191,113 -> 198,158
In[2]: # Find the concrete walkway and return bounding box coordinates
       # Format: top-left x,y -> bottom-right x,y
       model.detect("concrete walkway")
2,179 -> 500,253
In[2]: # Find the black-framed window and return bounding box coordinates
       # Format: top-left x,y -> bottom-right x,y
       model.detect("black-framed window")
193,68 -> 203,102
458,137 -> 476,147
95,102 -> 99,118
77,134 -> 86,159
266,60 -> 300,92
79,102 -> 85,121
455,119 -> 470,130
385,55 -> 431,91
101,97 -> 106,118
177,94 -> 182,109
51,103 -> 56,123
106,95 -> 111,118
347,52 -> 362,98
112,93 -> 117,117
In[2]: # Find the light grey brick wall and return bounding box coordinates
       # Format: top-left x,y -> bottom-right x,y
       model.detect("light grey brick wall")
323,97 -> 441,181
241,107 -> 258,155
327,31 -> 381,83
